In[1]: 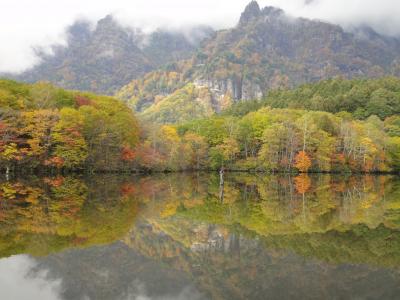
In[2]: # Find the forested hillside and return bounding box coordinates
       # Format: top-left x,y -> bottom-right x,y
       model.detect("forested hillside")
0,79 -> 139,172
127,75 -> 400,124
263,77 -> 400,119
223,77 -> 400,119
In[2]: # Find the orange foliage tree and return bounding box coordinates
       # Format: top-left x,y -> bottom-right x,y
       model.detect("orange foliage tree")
294,151 -> 312,173
294,174 -> 311,194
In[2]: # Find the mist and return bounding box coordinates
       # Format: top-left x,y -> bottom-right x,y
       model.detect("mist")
1,0 -> 399,73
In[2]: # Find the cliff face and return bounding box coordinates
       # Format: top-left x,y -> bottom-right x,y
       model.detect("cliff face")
193,77 -> 263,106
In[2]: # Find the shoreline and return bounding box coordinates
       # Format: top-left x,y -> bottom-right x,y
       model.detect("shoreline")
1,167 -> 400,177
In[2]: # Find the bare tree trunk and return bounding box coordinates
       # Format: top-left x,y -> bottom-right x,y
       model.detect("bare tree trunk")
303,118 -> 308,152
219,185 -> 224,203
220,169 -> 224,186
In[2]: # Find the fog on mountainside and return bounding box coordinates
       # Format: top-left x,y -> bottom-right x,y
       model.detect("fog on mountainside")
11,16 -> 214,94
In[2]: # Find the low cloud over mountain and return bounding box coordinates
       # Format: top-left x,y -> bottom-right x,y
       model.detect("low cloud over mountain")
1,0 -> 400,73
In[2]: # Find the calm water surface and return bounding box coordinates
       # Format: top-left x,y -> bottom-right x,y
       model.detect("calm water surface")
0,173 -> 399,300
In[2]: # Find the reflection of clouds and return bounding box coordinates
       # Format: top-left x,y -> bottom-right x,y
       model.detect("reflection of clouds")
0,255 -> 62,300
127,279 -> 205,300
0,253 -> 206,300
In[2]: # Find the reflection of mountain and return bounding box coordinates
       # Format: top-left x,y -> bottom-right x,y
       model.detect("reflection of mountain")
1,174 -> 400,299
23,227 -> 400,300
30,242 -> 206,300
124,220 -> 400,300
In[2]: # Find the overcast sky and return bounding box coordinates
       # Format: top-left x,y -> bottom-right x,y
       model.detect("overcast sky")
1,0 -> 400,73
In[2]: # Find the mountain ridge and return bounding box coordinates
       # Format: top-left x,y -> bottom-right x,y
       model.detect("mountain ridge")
11,15 -> 213,95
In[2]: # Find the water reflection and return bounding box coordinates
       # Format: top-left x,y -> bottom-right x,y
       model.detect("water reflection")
0,173 -> 400,299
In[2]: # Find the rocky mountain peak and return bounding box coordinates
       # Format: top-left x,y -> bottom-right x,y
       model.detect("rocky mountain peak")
239,1 -> 261,25
96,14 -> 116,28
94,14 -> 127,38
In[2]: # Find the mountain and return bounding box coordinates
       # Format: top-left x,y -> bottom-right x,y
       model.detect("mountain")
8,1 -> 400,123
14,16 -> 213,95
117,1 -> 400,122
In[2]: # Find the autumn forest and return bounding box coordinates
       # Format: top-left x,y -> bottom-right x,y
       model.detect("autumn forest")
1,77 -> 400,174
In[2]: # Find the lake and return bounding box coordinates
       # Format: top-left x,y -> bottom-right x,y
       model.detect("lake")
0,173 -> 399,300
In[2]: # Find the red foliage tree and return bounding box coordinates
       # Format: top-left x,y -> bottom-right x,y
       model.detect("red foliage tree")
120,183 -> 136,196
74,95 -> 93,107
121,146 -> 136,161
44,156 -> 64,168
44,176 -> 65,187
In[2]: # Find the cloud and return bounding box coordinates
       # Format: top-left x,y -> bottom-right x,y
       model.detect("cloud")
278,0 -> 400,36
0,0 -> 399,73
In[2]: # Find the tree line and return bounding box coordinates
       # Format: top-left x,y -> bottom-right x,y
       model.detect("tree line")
134,107 -> 400,173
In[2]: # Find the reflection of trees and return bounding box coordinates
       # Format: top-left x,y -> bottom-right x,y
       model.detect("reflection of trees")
1,174 -> 400,299
1,173 -> 400,268
129,173 -> 400,268
0,176 -> 140,257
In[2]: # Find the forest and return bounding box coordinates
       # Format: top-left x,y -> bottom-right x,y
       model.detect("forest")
1,77 -> 400,173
